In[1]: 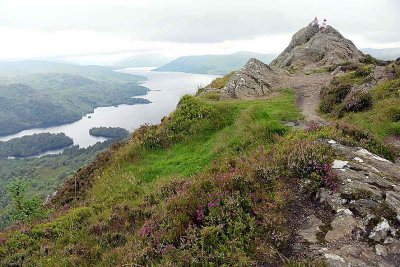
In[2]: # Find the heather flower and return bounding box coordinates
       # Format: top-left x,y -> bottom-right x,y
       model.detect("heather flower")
196,206 -> 205,222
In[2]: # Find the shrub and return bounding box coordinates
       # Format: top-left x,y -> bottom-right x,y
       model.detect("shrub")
334,123 -> 397,161
342,90 -> 372,112
139,95 -> 233,150
354,65 -> 372,78
388,107 -> 400,122
210,71 -> 234,89
273,139 -> 338,193
7,180 -> 47,224
319,84 -> 351,113
202,91 -> 221,101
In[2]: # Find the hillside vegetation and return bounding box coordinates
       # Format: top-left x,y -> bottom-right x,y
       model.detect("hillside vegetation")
0,89 -> 313,265
3,80 -> 396,265
320,62 -> 400,145
0,138 -> 128,229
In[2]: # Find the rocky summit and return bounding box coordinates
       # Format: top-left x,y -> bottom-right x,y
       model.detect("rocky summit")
206,24 -> 366,100
271,25 -> 365,69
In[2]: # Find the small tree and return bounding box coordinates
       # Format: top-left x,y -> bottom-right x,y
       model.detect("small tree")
7,180 -> 45,223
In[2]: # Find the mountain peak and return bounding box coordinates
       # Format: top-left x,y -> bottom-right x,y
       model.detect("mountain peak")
271,24 -> 364,69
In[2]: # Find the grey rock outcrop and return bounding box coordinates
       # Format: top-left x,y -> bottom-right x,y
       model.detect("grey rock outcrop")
298,215 -> 323,243
271,25 -> 364,69
221,58 -> 280,98
204,24 -> 365,100
300,140 -> 400,266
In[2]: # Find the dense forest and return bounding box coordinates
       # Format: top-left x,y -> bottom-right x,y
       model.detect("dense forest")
0,133 -> 73,158
89,127 -> 130,139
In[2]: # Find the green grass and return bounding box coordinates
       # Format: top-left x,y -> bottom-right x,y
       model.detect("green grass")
0,89 -> 305,266
339,79 -> 400,139
89,89 -> 300,205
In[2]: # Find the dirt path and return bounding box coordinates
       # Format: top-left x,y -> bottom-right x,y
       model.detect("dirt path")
284,72 -> 333,123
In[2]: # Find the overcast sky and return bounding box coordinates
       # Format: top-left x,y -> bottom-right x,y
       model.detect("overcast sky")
0,0 -> 399,64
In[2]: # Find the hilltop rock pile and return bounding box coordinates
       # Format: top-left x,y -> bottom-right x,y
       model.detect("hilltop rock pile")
271,25 -> 364,69
209,24 -> 365,100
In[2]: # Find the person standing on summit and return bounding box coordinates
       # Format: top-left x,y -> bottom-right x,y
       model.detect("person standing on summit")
311,17 -> 319,28
320,19 -> 327,31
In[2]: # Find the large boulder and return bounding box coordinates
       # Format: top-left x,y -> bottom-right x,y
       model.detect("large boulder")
271,25 -> 364,69
221,58 -> 280,98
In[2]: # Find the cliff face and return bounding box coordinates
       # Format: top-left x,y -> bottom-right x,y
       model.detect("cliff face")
271,25 -> 364,69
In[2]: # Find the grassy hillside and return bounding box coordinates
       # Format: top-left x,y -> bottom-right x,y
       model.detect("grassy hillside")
0,73 -> 149,136
0,89 -> 307,265
155,52 -> 277,75
319,61 -> 400,154
1,71 -> 397,265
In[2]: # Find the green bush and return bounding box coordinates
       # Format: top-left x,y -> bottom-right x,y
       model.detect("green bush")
319,84 -> 351,113
342,90 -> 372,112
354,65 -> 372,78
139,95 -> 233,150
6,180 -> 47,224
334,123 -> 397,161
210,71 -> 234,89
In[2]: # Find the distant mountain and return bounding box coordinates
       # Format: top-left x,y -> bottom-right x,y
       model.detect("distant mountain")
0,60 -> 145,83
361,48 -> 400,61
154,51 -> 277,75
115,53 -> 173,68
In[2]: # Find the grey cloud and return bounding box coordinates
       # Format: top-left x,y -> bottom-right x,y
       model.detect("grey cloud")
0,0 -> 399,44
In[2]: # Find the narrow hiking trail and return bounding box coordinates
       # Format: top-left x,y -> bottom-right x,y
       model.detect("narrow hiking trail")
285,72 -> 333,124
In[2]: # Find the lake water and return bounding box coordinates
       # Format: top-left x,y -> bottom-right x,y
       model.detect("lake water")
0,68 -> 219,151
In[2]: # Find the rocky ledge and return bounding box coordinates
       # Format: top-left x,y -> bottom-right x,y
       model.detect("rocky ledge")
298,140 -> 400,266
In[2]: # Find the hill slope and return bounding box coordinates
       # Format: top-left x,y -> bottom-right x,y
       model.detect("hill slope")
154,51 -> 276,75
1,25 -> 400,267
